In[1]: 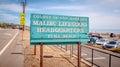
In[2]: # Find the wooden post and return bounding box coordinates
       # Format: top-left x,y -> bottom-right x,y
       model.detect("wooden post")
65,45 -> 67,51
34,45 -> 36,55
78,42 -> 81,67
70,45 -> 73,58
40,43 -> 43,67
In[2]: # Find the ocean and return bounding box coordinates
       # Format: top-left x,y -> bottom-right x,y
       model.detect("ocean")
90,29 -> 120,34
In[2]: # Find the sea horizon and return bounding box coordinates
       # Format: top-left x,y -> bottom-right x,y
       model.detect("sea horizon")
90,29 -> 120,34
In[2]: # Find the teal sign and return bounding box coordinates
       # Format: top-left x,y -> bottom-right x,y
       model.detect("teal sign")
30,14 -> 89,45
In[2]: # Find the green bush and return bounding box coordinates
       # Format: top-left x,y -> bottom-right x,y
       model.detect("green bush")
108,48 -> 120,53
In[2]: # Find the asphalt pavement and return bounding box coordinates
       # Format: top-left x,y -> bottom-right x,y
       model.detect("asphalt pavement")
0,29 -> 24,67
81,46 -> 120,67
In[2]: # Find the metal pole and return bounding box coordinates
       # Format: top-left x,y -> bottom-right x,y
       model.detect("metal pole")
109,55 -> 111,67
40,42 -> 43,67
78,42 -> 81,67
92,49 -> 93,66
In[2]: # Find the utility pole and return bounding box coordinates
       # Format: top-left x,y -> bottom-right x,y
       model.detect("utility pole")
20,0 -> 26,40
21,0 -> 26,31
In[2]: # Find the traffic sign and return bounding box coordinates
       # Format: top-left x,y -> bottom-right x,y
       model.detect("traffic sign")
20,19 -> 25,25
20,13 -> 25,18
20,13 -> 26,25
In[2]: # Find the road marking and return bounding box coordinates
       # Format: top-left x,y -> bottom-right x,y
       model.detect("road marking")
82,53 -> 87,56
0,30 -> 19,56
85,57 -> 105,60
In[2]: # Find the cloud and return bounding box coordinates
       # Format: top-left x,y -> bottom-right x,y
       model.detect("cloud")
0,7 -> 18,22
71,11 -> 120,29
0,13 -> 18,20
86,0 -> 120,7
69,0 -> 78,2
103,0 -> 120,4
26,7 -> 39,12
113,10 -> 120,13
0,10 -> 4,13
0,4 -> 22,12
89,13 -> 120,29
0,0 -> 119,29
101,0 -> 120,8
0,3 -> 38,13
46,5 -> 87,10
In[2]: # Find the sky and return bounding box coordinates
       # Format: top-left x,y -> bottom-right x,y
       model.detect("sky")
0,0 -> 120,31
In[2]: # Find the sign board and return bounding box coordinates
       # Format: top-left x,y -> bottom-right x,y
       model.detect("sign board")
30,14 -> 89,45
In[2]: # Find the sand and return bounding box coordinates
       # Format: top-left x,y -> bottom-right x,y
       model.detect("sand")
22,30 -> 89,67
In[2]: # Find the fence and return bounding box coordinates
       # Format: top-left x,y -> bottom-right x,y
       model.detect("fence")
55,45 -> 120,67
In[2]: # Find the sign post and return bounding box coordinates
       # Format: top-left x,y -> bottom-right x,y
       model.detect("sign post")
20,13 -> 26,40
34,45 -> 36,55
78,42 -> 81,67
40,42 -> 43,67
70,45 -> 73,58
30,14 -> 89,67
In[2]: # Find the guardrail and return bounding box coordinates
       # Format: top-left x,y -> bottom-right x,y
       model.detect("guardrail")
56,45 -> 120,67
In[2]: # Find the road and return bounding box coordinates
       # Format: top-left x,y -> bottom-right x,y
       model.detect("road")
60,45 -> 120,67
81,46 -> 120,67
0,29 -> 24,67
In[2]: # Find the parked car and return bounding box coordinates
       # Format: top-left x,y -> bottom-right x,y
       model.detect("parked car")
102,40 -> 120,48
90,37 -> 97,44
96,39 -> 108,45
89,33 -> 102,39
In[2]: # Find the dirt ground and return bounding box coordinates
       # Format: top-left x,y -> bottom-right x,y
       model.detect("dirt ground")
22,30 -> 89,67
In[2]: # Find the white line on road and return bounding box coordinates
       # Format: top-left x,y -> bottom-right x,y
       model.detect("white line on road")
0,30 -> 19,56
85,57 -> 105,60
82,53 -> 87,56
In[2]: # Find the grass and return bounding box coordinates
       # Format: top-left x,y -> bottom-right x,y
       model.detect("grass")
108,48 -> 120,53
87,43 -> 120,53
92,44 -> 120,53
93,45 -> 103,49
